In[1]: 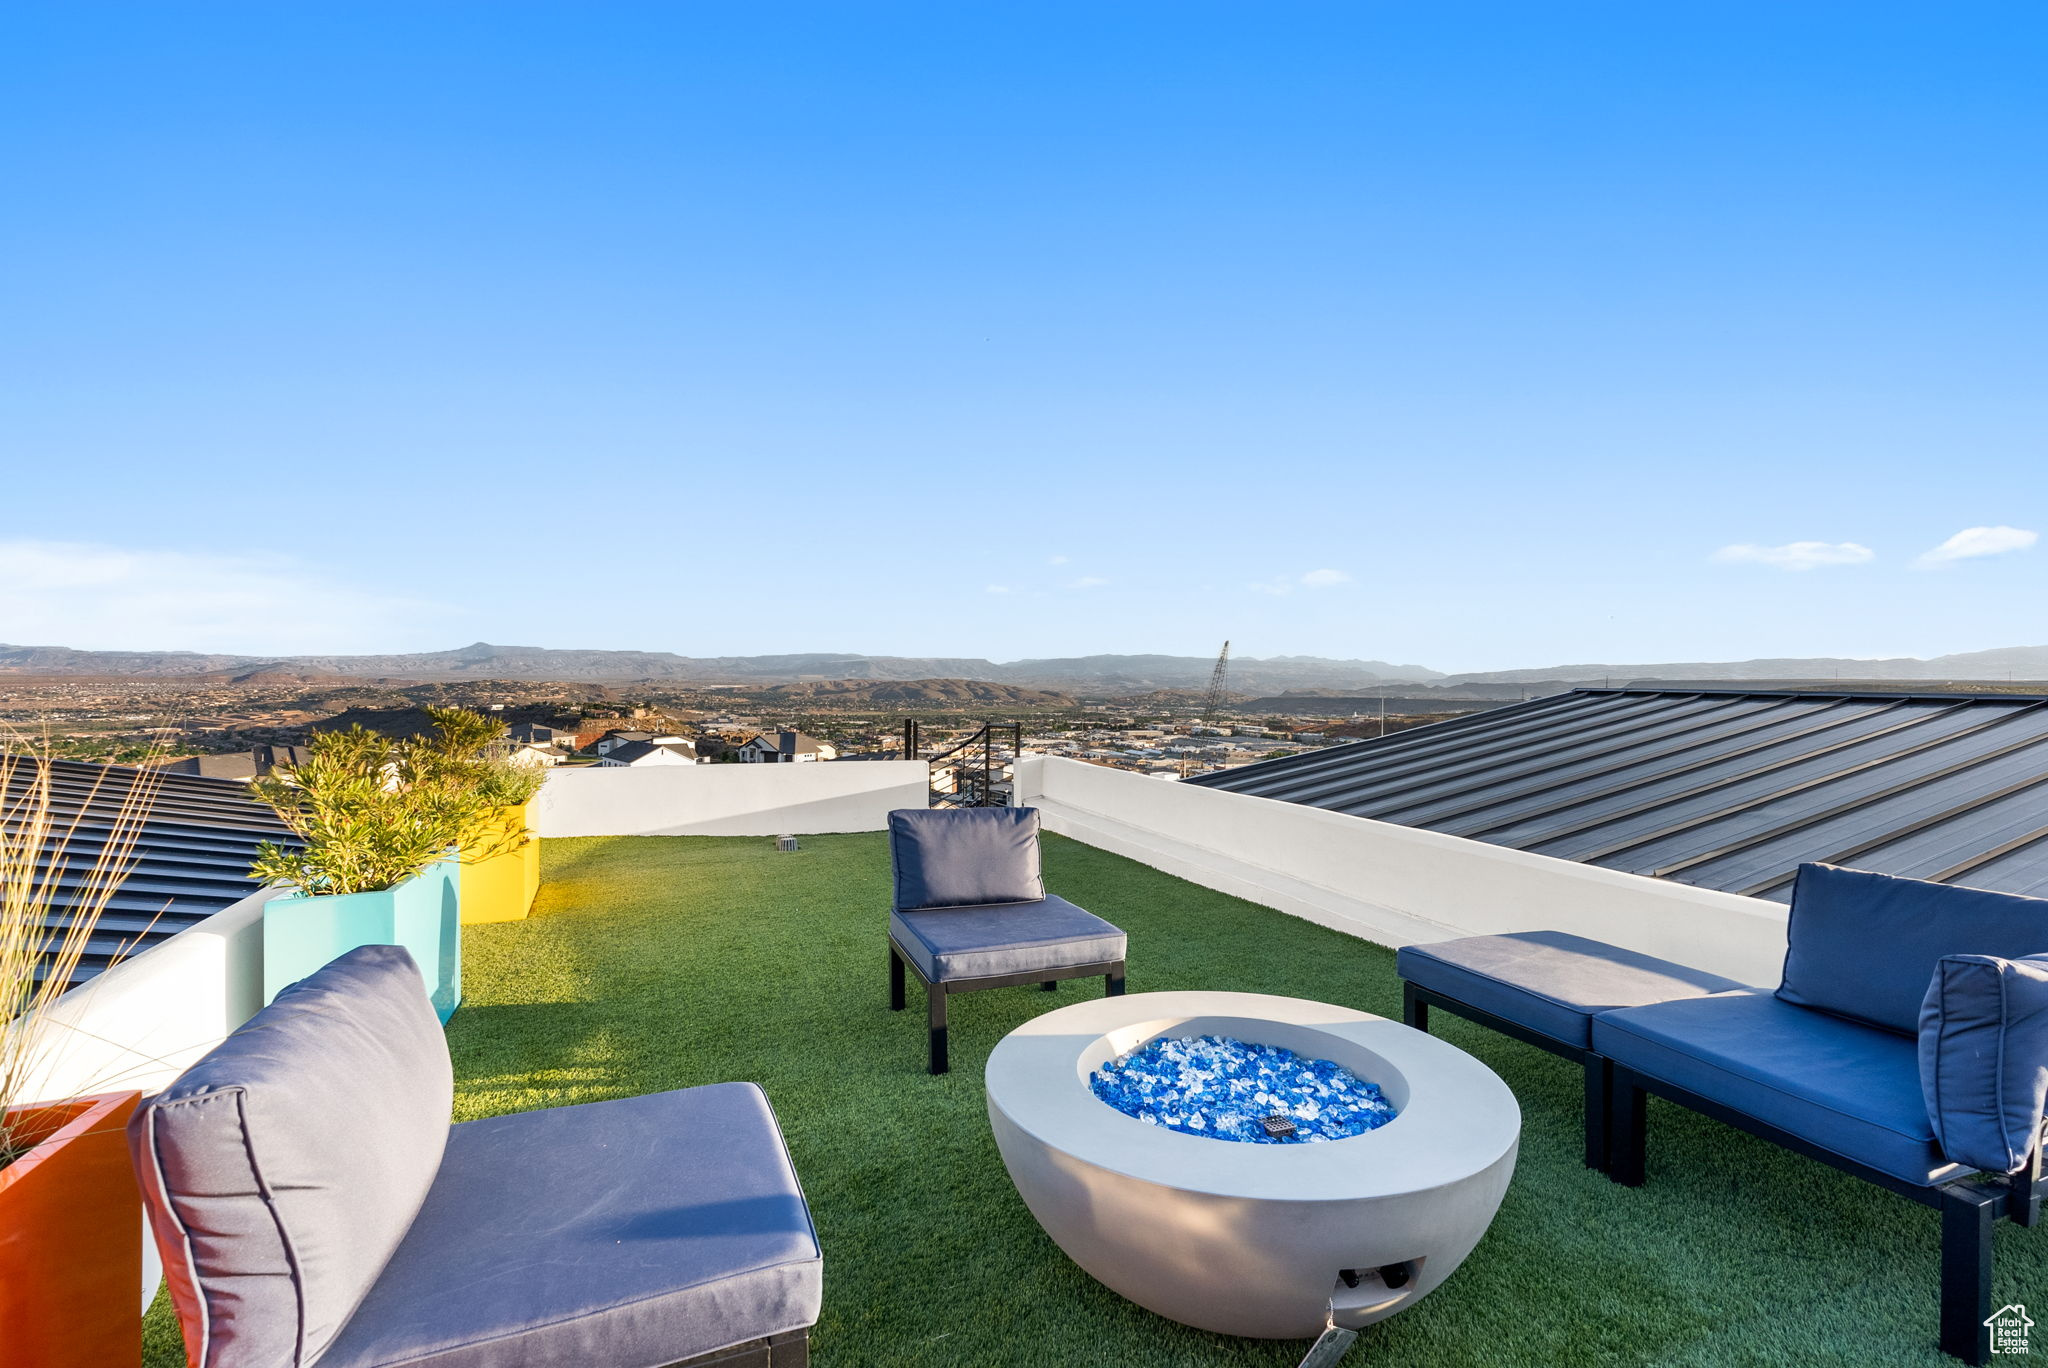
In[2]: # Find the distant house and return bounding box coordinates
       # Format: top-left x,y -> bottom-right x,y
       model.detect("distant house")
591,729 -> 655,755
508,741 -> 570,768
507,723 -> 570,746
159,744 -> 310,781
597,740 -> 701,768
691,734 -> 741,761
735,730 -> 837,763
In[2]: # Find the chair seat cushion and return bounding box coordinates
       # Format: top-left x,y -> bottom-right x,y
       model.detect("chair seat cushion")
316,1082 -> 822,1368
1593,992 -> 1968,1187
890,896 -> 1126,983
1396,932 -> 1749,1050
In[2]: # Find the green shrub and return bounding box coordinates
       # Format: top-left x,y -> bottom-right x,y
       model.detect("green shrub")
249,708 -> 544,896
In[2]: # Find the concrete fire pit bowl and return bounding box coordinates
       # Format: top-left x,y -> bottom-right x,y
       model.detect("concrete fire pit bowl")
985,990 -> 1520,1339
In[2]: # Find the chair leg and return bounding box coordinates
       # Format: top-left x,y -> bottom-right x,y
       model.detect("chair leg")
2011,1126 -> 2044,1228
889,947 -> 906,1011
1606,1071 -> 1646,1187
1106,964 -> 1126,997
1939,1182 -> 1998,1364
927,983 -> 949,1075
1583,1055 -> 1612,1172
1042,980 -> 1058,991
1402,981 -> 1429,1033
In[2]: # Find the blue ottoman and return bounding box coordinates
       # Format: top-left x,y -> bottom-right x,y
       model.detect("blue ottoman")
1397,931 -> 1748,1167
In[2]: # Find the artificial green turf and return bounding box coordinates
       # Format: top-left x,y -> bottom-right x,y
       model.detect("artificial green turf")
143,832 -> 2045,1366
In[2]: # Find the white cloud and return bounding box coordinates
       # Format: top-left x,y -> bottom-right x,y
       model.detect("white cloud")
1710,541 -> 1876,572
983,584 -> 1012,594
1911,525 -> 2039,570
1065,576 -> 1109,590
1251,569 -> 1354,595
0,539 -> 445,653
1047,554 -> 1069,565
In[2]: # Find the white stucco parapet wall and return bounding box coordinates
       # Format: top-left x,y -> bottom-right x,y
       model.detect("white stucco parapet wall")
534,760 -> 932,838
8,885 -> 280,1109
1013,754 -> 1788,986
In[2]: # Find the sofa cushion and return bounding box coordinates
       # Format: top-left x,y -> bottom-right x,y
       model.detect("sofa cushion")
891,896 -> 1125,982
1396,932 -> 1749,1050
315,1083 -> 822,1368
1777,864 -> 2048,1036
890,807 -> 1045,910
128,944 -> 452,1368
1593,991 -> 1967,1186
1920,953 -> 2048,1174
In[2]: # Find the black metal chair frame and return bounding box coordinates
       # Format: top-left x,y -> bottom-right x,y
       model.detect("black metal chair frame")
668,1329 -> 808,1367
1402,977 -> 2044,1364
1402,981 -> 1615,1171
891,938 -> 1125,1075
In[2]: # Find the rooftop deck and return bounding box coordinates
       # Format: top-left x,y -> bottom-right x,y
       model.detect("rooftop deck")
144,832 -> 2047,1366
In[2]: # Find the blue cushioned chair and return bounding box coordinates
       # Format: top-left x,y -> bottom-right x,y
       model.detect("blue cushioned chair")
1400,866 -> 2048,1364
130,945 -> 821,1368
887,807 -> 1127,1074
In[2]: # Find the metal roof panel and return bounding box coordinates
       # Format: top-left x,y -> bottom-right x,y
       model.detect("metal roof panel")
1188,687 -> 2048,902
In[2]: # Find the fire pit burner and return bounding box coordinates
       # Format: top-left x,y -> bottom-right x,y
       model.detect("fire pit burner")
1089,1034 -> 1397,1143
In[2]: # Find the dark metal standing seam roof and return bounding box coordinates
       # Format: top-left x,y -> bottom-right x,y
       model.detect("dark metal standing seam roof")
7,757 -> 300,988
1186,688 -> 2048,903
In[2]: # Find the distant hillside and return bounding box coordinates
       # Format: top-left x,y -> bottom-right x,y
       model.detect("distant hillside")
8,639 -> 2048,691
1441,644 -> 2048,685
308,707 -> 444,740
0,642 -> 1440,691
997,654 -> 1440,691
1236,694 -> 1503,716
0,645 -> 254,676
756,678 -> 1074,705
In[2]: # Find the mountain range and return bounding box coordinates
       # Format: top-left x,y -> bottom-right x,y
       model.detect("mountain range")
0,642 -> 1434,691
3,640 -> 2047,691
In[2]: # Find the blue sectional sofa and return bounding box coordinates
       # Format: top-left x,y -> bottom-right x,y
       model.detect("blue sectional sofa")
1398,864 -> 2047,1365
129,945 -> 822,1368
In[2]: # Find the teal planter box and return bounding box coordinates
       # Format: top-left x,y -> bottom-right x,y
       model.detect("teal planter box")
263,859 -> 462,1022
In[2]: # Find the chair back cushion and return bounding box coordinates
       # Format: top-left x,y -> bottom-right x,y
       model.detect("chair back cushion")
1777,864 -> 2048,1035
128,944 -> 454,1368
1920,952 -> 2048,1174
889,807 -> 1045,910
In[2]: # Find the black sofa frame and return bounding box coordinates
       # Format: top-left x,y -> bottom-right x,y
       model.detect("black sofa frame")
890,940 -> 1125,1075
1403,979 -> 2044,1364
1403,981 -> 1616,1171
671,1329 -> 808,1367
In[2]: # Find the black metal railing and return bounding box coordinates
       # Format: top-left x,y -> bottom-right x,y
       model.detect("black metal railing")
902,720 -> 1022,808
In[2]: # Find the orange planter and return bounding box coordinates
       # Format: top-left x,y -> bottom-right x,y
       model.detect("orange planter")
0,1091 -> 144,1368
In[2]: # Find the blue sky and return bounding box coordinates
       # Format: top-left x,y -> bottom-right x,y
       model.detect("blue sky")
2,4 -> 2043,671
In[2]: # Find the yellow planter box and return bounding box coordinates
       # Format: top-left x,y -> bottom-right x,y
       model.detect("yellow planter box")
459,800 -> 540,924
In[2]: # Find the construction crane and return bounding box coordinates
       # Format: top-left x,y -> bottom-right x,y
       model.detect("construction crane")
1201,640 -> 1231,718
